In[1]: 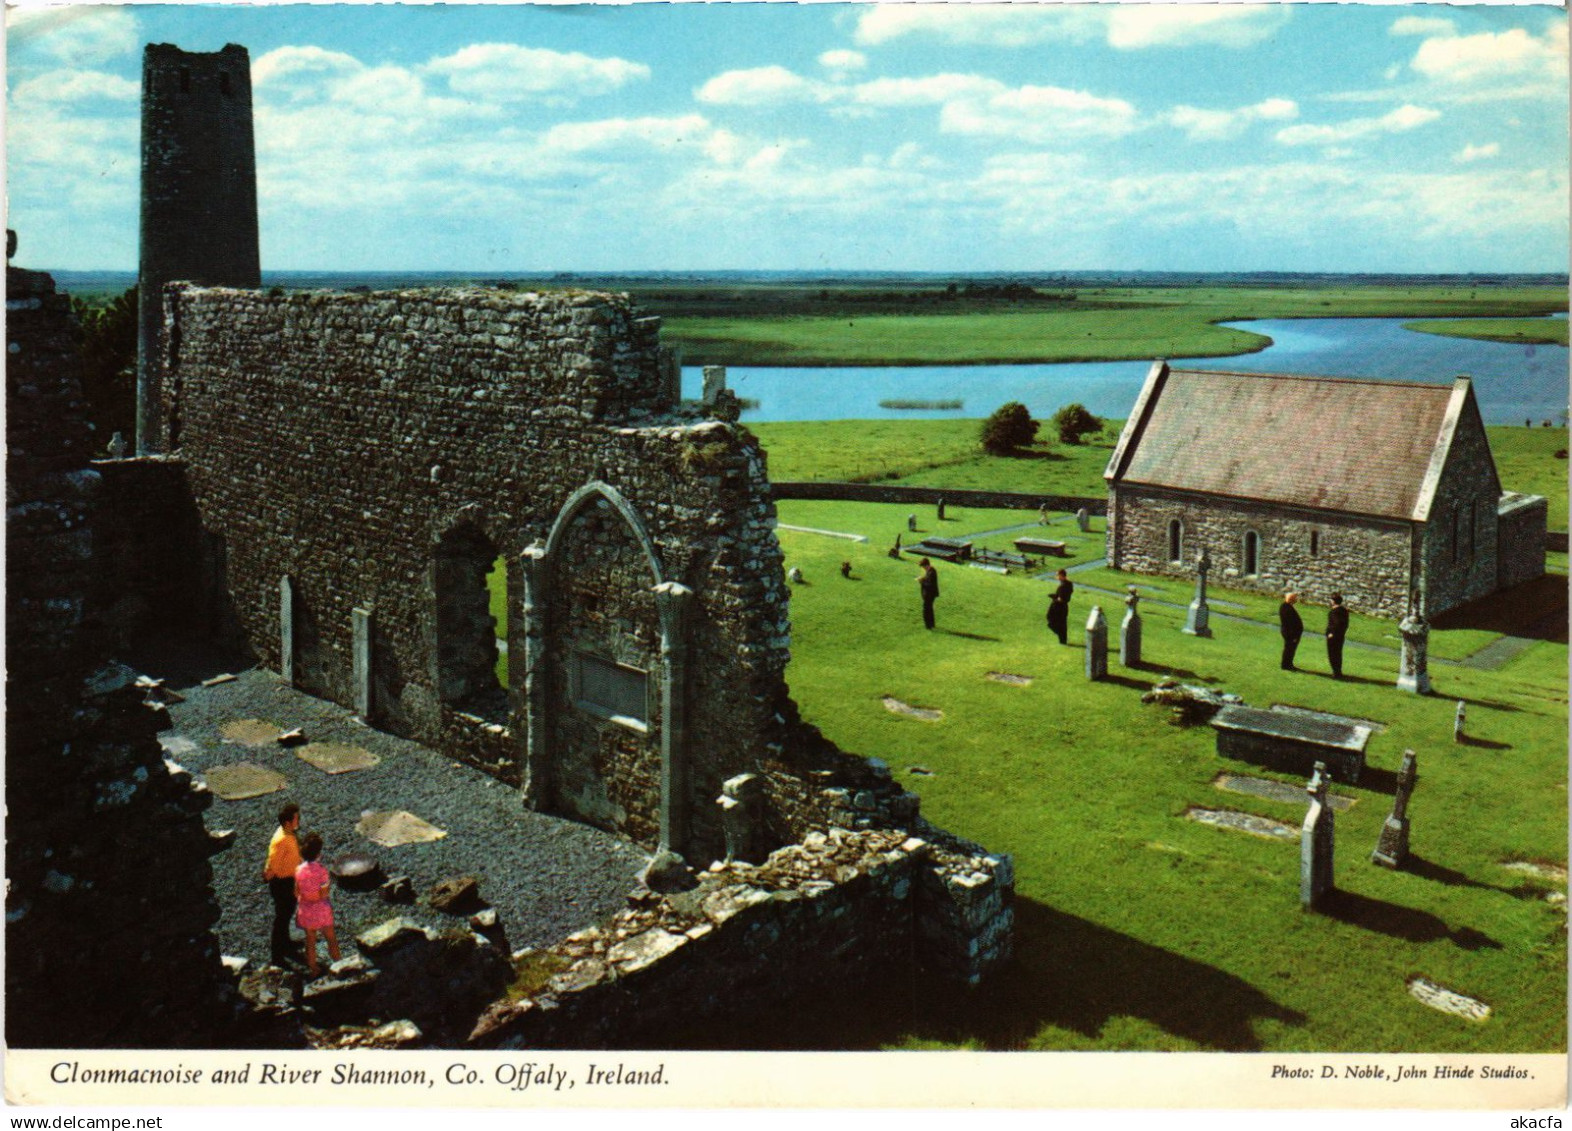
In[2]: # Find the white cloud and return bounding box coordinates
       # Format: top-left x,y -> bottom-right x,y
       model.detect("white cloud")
541,114 -> 718,156
851,73 -> 1003,108
1275,104 -> 1441,147
1411,23 -> 1567,84
10,68 -> 139,105
1168,97 -> 1297,141
254,46 -> 365,92
7,6 -> 138,67
941,84 -> 1139,143
1390,16 -> 1457,38
1456,142 -> 1501,163
818,49 -> 866,72
1105,6 -> 1289,50
423,43 -> 649,103
696,65 -> 829,106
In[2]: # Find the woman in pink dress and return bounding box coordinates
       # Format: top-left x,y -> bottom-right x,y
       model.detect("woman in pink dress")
294,832 -> 341,976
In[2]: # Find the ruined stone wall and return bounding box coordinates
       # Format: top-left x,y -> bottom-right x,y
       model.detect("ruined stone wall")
162,285 -> 792,861
5,254 -> 231,1047
1420,407 -> 1502,617
91,455 -> 207,651
1497,494 -> 1549,592
774,481 -> 1105,514
1108,485 -> 1415,617
469,826 -> 1013,1049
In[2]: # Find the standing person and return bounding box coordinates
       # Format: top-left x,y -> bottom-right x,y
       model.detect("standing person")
917,557 -> 939,630
1278,592 -> 1304,671
293,832 -> 341,977
1047,569 -> 1074,645
262,802 -> 302,966
1325,593 -> 1350,679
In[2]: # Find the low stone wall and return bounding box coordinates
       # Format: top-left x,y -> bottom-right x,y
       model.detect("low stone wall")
1498,494 -> 1549,591
773,481 -> 1104,515
469,825 -> 1013,1048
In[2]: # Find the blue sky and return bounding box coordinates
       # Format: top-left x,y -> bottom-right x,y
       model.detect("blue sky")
7,3 -> 1568,273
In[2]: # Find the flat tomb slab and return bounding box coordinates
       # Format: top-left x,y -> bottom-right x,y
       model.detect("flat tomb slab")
986,672 -> 1033,687
1407,976 -> 1491,1022
203,762 -> 288,801
1013,537 -> 1068,556
882,696 -> 942,721
1210,704 -> 1370,784
219,718 -> 285,747
1213,772 -> 1356,812
297,742 -> 381,775
1184,806 -> 1298,841
356,809 -> 447,847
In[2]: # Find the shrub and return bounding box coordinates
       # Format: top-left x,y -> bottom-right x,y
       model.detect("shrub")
1052,403 -> 1103,445
980,401 -> 1039,454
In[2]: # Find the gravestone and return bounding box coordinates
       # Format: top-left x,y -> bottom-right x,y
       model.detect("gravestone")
1300,762 -> 1335,910
1120,585 -> 1142,667
701,365 -> 727,408
352,606 -> 373,721
107,431 -> 129,459
1038,503 -> 1050,525
1371,749 -> 1417,869
279,577 -> 295,684
1453,701 -> 1466,743
1076,507 -> 1090,533
936,497 -> 946,521
1085,605 -> 1108,681
1397,610 -> 1431,694
907,514 -> 917,533
1183,547 -> 1213,638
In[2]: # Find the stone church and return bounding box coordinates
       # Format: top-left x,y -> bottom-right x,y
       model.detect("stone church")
1103,361 -> 1547,618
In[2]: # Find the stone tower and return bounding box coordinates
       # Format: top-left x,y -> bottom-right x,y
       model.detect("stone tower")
138,43 -> 260,454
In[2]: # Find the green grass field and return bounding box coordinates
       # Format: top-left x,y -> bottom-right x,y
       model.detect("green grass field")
664,285 -> 1568,365
1405,319 -> 1570,347
773,499 -> 1567,1052
753,420 -> 1570,532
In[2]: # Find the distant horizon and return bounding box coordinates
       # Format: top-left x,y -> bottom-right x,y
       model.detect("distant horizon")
13,3 -> 1567,274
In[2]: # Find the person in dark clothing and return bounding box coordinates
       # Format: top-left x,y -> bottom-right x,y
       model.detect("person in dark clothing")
262,802 -> 302,966
1325,593 -> 1350,678
917,557 -> 939,630
1279,592 -> 1304,670
1047,569 -> 1074,645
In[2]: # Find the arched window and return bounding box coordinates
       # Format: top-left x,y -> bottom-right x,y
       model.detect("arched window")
1310,530 -> 1320,558
1243,530 -> 1261,577
1168,520 -> 1183,564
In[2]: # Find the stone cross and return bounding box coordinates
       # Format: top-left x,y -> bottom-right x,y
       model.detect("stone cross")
1038,503 -> 1050,526
1371,750 -> 1417,869
1120,585 -> 1142,668
1183,546 -> 1213,638
1453,701 -> 1466,743
1085,605 -> 1108,681
1300,760 -> 1335,910
701,365 -> 727,408
1397,610 -> 1431,694
1076,507 -> 1090,533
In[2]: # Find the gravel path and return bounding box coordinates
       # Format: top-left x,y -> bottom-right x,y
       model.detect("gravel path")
159,666 -> 647,966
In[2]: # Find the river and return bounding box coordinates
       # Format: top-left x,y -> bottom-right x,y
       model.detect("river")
682,316 -> 1569,426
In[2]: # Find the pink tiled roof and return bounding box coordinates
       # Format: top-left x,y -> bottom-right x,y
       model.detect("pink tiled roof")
1107,367 -> 1467,520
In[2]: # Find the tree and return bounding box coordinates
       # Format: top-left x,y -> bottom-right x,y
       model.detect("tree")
70,286 -> 139,445
1052,402 -> 1103,445
980,401 -> 1039,454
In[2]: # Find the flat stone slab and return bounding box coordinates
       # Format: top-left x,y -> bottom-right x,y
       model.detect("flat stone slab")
1407,976 -> 1491,1022
1499,860 -> 1568,885
1212,705 -> 1370,750
986,672 -> 1033,686
160,735 -> 200,758
1184,806 -> 1298,842
297,742 -> 380,774
1271,704 -> 1387,733
356,809 -> 447,847
203,762 -> 288,801
882,695 -> 942,722
1213,772 -> 1356,812
220,718 -> 286,747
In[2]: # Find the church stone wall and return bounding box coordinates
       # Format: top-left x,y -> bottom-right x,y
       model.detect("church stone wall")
1419,407 -> 1503,617
1108,485 -> 1415,617
1497,494 -> 1549,592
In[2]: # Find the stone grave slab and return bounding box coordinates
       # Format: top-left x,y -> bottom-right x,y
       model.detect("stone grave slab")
356,809 -> 447,847
160,735 -> 200,759
297,742 -> 380,775
1499,860 -> 1568,885
220,718 -> 285,747
1213,772 -> 1355,812
1271,704 -> 1387,733
986,672 -> 1033,687
1210,704 -> 1370,783
882,696 -> 942,721
203,762 -> 288,801
1406,976 -> 1491,1022
1184,806 -> 1298,842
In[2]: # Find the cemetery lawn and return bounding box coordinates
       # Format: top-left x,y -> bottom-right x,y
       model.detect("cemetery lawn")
752,421 -> 1569,532
1404,319 -> 1570,348
774,499 -> 1567,1053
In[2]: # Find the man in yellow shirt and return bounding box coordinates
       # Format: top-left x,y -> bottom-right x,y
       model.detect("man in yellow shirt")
262,802 -> 302,966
